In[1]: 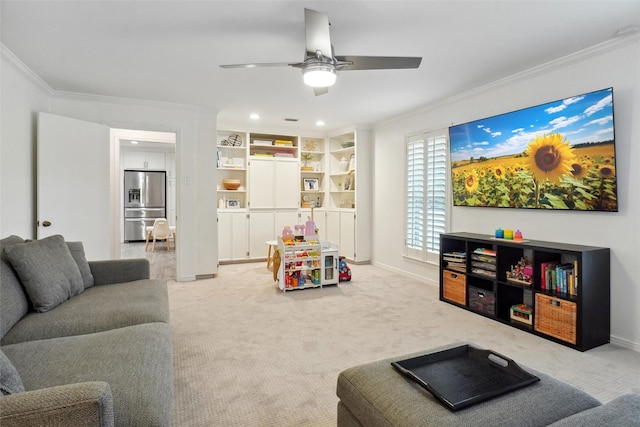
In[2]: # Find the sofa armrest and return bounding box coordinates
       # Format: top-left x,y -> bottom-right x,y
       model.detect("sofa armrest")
89,258 -> 150,285
0,381 -> 114,427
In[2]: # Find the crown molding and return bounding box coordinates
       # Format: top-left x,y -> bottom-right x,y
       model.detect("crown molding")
1,43 -> 54,95
376,33 -> 640,130
2,43 -> 202,112
53,89 -> 199,112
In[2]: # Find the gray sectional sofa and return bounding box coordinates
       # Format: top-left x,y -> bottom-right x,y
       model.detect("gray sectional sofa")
0,234 -> 173,427
337,343 -> 640,426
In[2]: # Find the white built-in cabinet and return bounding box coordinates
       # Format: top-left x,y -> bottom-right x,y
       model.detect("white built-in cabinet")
326,128 -> 371,262
248,210 -> 299,259
216,127 -> 371,264
218,210 -> 249,261
123,150 -> 166,170
248,158 -> 299,209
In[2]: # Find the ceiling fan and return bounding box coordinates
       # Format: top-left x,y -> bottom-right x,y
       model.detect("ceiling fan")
219,8 -> 422,96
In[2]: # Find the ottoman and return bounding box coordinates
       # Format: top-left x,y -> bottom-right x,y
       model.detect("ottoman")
336,343 -> 600,427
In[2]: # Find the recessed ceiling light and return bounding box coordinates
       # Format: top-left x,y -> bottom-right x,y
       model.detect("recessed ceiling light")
315,120 -> 325,127
131,140 -> 139,144
250,113 -> 260,120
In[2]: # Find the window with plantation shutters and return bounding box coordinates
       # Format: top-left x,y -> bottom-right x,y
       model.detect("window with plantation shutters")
405,130 -> 448,263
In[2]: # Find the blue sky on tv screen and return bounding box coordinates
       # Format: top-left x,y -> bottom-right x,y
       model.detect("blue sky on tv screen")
449,88 -> 614,162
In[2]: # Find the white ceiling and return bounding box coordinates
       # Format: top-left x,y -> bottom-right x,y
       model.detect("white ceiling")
2,1 -> 639,134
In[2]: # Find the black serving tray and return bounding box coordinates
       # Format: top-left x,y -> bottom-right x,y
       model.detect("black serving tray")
391,344 -> 539,411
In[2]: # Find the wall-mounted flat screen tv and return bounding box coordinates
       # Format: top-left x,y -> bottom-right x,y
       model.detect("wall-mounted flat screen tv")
449,87 -> 617,211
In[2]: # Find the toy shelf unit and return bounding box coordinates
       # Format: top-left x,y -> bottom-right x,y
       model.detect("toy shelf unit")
217,130 -> 247,208
439,232 -> 610,351
277,238 -> 322,292
249,132 -> 298,158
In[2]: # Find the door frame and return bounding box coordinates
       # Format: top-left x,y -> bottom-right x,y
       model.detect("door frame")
110,128 -> 177,259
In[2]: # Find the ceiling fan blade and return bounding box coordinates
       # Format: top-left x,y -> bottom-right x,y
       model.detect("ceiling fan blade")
220,62 -> 298,69
334,56 -> 422,71
314,87 -> 329,96
304,8 -> 332,58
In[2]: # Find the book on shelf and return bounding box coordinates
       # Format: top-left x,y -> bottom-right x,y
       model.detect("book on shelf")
540,261 -> 559,290
473,247 -> 496,256
540,261 -> 578,296
274,140 -> 293,146
443,252 -> 466,261
443,251 -> 466,272
471,268 -> 496,277
471,253 -> 496,263
252,139 -> 273,146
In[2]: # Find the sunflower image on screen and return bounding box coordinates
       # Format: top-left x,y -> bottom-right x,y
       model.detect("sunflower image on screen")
449,88 -> 618,211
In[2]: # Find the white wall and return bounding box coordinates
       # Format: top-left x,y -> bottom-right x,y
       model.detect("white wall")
0,48 -> 218,281
0,49 -> 50,238
372,37 -> 640,350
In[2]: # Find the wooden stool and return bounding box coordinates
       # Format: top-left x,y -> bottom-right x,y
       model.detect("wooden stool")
266,240 -> 278,270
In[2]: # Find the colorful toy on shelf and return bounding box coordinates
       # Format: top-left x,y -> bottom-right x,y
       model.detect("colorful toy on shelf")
294,224 -> 305,241
495,228 -> 504,238
506,257 -> 533,285
504,229 -> 514,240
514,230 -> 523,241
282,226 -> 294,243
304,218 -> 316,240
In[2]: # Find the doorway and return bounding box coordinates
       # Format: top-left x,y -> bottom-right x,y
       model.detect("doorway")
111,128 -> 177,280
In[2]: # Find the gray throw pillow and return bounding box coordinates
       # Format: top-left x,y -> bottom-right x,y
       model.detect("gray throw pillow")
3,235 -> 84,313
66,241 -> 95,289
0,349 -> 25,395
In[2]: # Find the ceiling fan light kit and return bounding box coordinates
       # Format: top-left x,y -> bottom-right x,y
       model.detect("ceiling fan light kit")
303,64 -> 337,87
220,8 -> 421,95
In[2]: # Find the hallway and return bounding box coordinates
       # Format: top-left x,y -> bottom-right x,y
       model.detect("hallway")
120,242 -> 175,280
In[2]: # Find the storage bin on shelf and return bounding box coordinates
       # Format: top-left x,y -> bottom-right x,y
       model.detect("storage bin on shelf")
468,286 -> 496,315
443,270 -> 466,305
534,293 -> 577,344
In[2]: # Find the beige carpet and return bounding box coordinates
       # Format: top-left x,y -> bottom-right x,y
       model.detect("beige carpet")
168,262 -> 640,426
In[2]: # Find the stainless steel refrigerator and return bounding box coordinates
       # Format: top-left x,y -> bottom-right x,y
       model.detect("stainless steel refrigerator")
124,170 -> 166,242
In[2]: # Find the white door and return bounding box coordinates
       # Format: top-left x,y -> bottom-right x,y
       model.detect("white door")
230,212 -> 249,260
123,151 -> 147,169
249,210 -> 275,259
274,210 -> 299,239
340,211 -> 356,260
37,113 -> 111,260
311,210 -> 326,240
326,211 -> 340,247
218,212 -> 233,261
218,211 -> 248,261
248,158 -> 274,208
274,159 -> 299,208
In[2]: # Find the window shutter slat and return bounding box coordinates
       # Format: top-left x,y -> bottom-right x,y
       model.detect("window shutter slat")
405,131 -> 448,258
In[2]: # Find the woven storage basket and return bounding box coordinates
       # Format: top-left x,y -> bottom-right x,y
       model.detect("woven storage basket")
443,271 -> 466,305
534,294 -> 577,344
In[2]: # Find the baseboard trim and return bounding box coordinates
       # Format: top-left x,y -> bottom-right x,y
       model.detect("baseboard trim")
372,260 -> 438,287
609,335 -> 640,353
